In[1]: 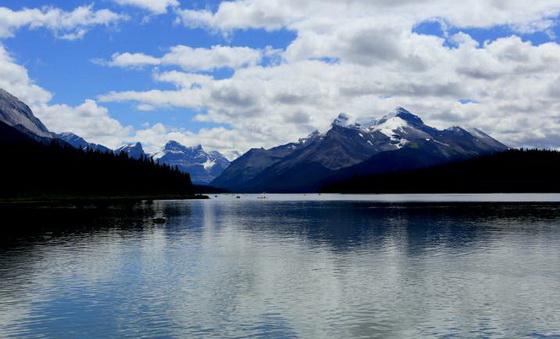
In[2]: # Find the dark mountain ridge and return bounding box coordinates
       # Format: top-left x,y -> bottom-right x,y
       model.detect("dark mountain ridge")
212,108 -> 508,192
57,132 -> 112,153
0,88 -> 53,140
0,89 -> 199,200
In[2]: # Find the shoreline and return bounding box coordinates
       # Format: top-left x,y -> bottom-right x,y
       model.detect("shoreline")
0,193 -> 210,205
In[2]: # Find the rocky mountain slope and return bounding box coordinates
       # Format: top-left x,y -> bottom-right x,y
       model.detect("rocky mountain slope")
0,88 -> 53,140
153,141 -> 230,184
212,108 -> 508,192
57,132 -> 111,153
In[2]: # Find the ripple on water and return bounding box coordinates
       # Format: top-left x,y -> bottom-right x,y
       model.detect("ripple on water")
1,198 -> 560,337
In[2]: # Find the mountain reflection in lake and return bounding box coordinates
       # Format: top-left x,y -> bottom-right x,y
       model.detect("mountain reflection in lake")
1,195 -> 560,338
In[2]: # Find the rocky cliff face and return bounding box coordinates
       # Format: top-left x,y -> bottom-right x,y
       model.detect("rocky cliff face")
153,141 -> 230,185
115,142 -> 147,160
0,88 -> 53,139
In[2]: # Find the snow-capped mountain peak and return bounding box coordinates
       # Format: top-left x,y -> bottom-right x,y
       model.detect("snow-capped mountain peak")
56,132 -> 111,153
154,140 -> 230,184
332,112 -> 360,129
371,107 -> 423,127
164,140 -> 184,150
212,107 -> 509,192
371,115 -> 411,137
299,130 -> 323,144
115,142 -> 146,160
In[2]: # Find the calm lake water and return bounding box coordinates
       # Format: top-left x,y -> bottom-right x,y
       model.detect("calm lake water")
2,194 -> 560,338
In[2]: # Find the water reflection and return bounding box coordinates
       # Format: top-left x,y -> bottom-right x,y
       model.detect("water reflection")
1,198 -> 560,337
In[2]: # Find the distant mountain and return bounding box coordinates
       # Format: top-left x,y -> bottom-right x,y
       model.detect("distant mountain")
322,149 -> 560,193
0,88 -> 54,140
0,87 -> 197,199
153,141 -> 230,184
115,142 -> 147,160
212,108 -> 508,192
57,132 -> 111,153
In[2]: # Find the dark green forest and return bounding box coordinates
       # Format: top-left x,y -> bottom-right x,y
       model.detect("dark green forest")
322,149 -> 560,193
0,123 -> 201,200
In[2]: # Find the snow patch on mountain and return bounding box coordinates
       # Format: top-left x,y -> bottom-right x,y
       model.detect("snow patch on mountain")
155,141 -> 230,184
203,159 -> 216,170
371,116 -> 409,138
57,132 -> 111,153
115,142 -> 146,160
212,107 -> 509,192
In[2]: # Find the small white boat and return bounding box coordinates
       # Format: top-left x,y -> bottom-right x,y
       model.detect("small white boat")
153,211 -> 166,223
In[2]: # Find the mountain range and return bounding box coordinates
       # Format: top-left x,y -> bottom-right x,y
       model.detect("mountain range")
0,87 -> 229,186
57,132 -> 112,153
1,86 -> 511,193
61,138 -> 231,185
0,88 -> 197,199
0,87 -> 232,184
211,108 -> 508,192
152,141 -> 230,184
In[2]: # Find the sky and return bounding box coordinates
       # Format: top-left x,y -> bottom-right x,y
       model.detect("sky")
1,0 -> 560,155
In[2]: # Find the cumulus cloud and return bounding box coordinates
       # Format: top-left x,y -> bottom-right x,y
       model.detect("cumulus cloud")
100,29 -> 560,152
0,5 -> 125,40
101,0 -> 560,151
131,123 -> 252,155
0,44 -> 52,106
102,45 -> 263,71
101,52 -> 161,68
34,100 -> 133,148
6,0 -> 560,153
176,0 -> 560,34
113,0 -> 179,15
153,71 -> 214,89
0,42 -> 132,149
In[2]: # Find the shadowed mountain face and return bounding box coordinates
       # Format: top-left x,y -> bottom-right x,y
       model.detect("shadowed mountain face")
212,108 -> 508,192
0,88 -> 195,198
153,141 -> 230,185
115,142 -> 147,160
0,88 -> 53,140
57,132 -> 112,153
58,131 -> 231,184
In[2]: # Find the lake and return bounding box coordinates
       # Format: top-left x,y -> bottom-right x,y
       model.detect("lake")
1,194 -> 560,338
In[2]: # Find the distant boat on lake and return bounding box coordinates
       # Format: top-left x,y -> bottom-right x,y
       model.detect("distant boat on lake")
153,211 -> 166,223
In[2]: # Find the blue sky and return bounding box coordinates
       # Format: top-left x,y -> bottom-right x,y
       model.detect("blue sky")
1,0 -> 560,154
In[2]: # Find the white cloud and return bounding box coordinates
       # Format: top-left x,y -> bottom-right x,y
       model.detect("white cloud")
102,0 -> 549,152
162,45 -> 262,71
103,45 -> 263,71
176,0 -> 560,34
34,100 -> 133,149
99,27 -> 560,152
6,0 -> 560,154
0,42 -> 132,149
177,2 -> 299,32
103,52 -> 161,68
113,0 -> 179,15
0,5 -> 125,40
153,71 -> 214,88
0,44 -> 52,106
131,122 -> 269,156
